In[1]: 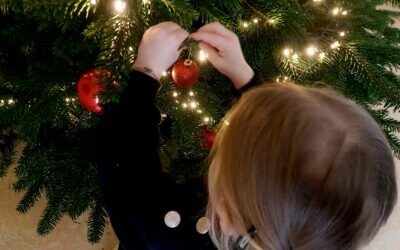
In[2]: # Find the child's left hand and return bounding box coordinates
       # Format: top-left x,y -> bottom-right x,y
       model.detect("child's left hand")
133,22 -> 189,81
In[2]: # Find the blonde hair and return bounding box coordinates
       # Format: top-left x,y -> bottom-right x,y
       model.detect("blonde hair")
207,83 -> 397,250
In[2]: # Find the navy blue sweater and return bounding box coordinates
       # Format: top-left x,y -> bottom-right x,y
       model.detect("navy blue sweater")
94,70 -> 261,250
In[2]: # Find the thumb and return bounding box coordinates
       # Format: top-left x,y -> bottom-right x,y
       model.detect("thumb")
199,42 -> 223,68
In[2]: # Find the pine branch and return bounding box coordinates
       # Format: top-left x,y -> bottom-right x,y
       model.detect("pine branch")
87,200 -> 107,243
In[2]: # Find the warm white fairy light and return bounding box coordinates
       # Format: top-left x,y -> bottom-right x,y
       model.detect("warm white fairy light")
306,46 -> 317,57
268,19 -> 276,24
172,91 -> 178,98
199,50 -> 208,62
90,0 -> 97,5
253,18 -> 259,24
332,7 -> 340,16
313,0 -> 322,2
292,53 -> 299,62
162,71 -> 168,77
65,98 -> 71,103
203,117 -> 211,123
189,91 -> 194,96
8,99 -> 14,104
114,0 -> 126,13
283,48 -> 291,57
142,0 -> 149,4
190,101 -> 198,109
341,10 -> 348,16
0,99 -> 5,106
182,102 -> 188,109
197,109 -> 203,114
331,41 -> 340,49
339,31 -> 346,37
243,22 -> 249,28
319,52 -> 326,60
224,120 -> 230,126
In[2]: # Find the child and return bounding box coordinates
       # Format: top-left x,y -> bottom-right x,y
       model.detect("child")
94,22 -> 397,250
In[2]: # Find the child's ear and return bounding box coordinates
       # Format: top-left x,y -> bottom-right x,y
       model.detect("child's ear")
216,201 -> 237,237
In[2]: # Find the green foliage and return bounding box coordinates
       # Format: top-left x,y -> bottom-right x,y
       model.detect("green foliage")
1,0 -> 400,243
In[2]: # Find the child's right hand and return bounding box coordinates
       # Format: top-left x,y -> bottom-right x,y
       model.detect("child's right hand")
191,23 -> 254,90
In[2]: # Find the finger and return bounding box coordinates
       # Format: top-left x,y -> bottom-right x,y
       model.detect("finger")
198,22 -> 232,37
199,42 -> 223,67
191,31 -> 227,51
157,21 -> 181,31
172,28 -> 190,45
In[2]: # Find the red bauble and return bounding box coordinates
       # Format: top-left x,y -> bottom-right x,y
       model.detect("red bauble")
202,125 -> 216,152
77,69 -> 111,114
172,59 -> 200,88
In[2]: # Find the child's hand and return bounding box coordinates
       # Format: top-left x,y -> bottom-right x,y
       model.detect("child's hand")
191,22 -> 254,89
133,22 -> 189,81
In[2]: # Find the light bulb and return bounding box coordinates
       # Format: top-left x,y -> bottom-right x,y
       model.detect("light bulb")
306,46 -> 317,57
90,0 -> 97,5
197,109 -> 203,114
172,91 -> 178,98
8,99 -> 14,104
341,10 -> 348,16
204,117 -> 211,123
189,91 -> 194,96
332,7 -> 340,16
292,53 -> 299,61
339,31 -> 346,37
199,50 -> 208,62
114,0 -> 126,13
243,22 -> 249,28
190,101 -> 198,109
65,98 -> 71,103
268,19 -> 276,24
319,52 -> 326,60
182,103 -> 188,109
283,48 -> 291,57
330,41 -> 340,49
313,0 -> 322,2
253,18 -> 259,24
162,71 -> 167,77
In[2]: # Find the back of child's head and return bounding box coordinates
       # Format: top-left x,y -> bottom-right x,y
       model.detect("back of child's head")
207,83 -> 397,250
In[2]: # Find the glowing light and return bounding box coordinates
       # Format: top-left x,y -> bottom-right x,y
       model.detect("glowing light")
0,100 -> 5,106
182,103 -> 188,109
268,19 -> 276,24
189,91 -> 194,96
319,52 -> 326,60
224,120 -> 230,126
90,0 -> 97,5
65,98 -> 71,103
142,0 -> 149,4
330,41 -> 340,49
292,53 -> 299,62
172,91 -> 178,98
243,22 -> 249,28
199,50 -> 208,62
162,71 -> 168,77
341,10 -> 348,16
190,101 -> 198,109
339,31 -> 346,37
283,48 -> 291,57
253,18 -> 259,24
313,0 -> 322,2
114,0 -> 126,13
306,46 -> 317,57
197,109 -> 203,114
203,117 -> 211,123
332,7 -> 340,16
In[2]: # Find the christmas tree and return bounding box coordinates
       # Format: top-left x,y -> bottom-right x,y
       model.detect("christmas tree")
1,0 -> 400,243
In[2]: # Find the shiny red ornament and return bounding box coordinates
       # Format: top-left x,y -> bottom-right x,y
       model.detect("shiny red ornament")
202,125 -> 216,152
172,59 -> 200,88
77,69 -> 111,114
